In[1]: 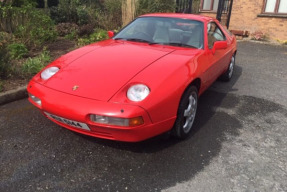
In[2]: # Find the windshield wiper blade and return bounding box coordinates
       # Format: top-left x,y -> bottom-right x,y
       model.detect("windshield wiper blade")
164,42 -> 198,49
125,38 -> 151,43
114,38 -> 127,40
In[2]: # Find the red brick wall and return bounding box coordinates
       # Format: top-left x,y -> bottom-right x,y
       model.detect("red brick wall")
200,0 -> 287,41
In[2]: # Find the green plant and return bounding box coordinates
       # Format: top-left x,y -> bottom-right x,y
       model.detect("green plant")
7,43 -> 28,59
49,0 -> 91,26
0,39 -> 11,79
0,80 -> 3,92
21,49 -> 51,76
77,29 -> 108,46
56,22 -> 79,36
94,0 -> 122,30
78,24 -> 94,36
65,30 -> 78,40
136,0 -> 175,16
77,6 -> 90,26
1,3 -> 57,47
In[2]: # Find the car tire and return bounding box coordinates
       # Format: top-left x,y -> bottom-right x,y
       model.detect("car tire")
172,85 -> 198,139
220,54 -> 235,81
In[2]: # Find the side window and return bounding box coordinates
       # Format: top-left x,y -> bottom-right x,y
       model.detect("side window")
207,22 -> 226,49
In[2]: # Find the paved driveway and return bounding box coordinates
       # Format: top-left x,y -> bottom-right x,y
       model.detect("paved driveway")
0,41 -> 286,192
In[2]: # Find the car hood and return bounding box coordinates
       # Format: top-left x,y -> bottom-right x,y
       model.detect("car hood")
43,40 -> 174,101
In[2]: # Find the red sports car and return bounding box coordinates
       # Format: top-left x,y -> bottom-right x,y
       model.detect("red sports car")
27,13 -> 237,142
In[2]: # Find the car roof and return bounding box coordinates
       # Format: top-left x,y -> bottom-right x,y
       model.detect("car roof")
140,13 -> 214,22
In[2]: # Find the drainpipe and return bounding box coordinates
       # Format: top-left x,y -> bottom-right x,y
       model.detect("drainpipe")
226,0 -> 233,29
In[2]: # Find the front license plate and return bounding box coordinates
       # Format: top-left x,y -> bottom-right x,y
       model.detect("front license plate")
44,112 -> 90,131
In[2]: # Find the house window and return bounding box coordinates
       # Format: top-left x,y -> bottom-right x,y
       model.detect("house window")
201,0 -> 219,11
264,0 -> 287,14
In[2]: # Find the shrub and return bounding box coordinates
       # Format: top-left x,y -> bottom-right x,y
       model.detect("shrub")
94,0 -> 122,30
0,43 -> 11,79
77,6 -> 90,26
15,5 -> 57,47
0,32 -> 12,79
49,0 -> 90,26
136,0 -> 175,16
7,43 -> 28,59
78,24 -> 95,36
22,49 -> 51,76
65,30 -> 78,40
77,29 -> 108,46
56,23 -> 79,36
1,4 -> 57,47
48,0 -> 59,7
0,80 -> 3,92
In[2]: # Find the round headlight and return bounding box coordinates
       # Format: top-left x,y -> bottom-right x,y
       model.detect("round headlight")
41,67 -> 59,80
127,84 -> 150,102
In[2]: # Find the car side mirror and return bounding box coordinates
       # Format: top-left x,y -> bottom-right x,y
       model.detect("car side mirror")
108,31 -> 115,38
212,41 -> 227,54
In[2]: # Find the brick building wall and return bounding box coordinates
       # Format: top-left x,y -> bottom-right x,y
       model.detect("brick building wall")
200,0 -> 287,41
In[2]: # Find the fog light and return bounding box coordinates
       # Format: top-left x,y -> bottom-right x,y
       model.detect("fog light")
29,93 -> 42,106
90,115 -> 144,127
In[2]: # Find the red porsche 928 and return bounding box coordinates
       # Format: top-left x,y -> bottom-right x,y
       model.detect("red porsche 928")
27,13 -> 237,142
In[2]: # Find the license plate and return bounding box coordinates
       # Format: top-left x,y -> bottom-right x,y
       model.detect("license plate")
44,112 -> 90,131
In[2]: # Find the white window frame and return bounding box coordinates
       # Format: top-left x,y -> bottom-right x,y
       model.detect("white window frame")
201,0 -> 219,12
264,0 -> 287,14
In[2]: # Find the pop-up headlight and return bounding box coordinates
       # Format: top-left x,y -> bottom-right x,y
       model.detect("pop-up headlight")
41,66 -> 59,80
127,84 -> 150,102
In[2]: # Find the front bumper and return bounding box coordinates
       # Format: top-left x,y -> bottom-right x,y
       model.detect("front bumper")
27,80 -> 175,142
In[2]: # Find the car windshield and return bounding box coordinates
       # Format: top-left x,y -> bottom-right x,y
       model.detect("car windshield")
114,17 -> 204,49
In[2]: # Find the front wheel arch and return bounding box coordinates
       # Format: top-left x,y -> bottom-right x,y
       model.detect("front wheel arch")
172,83 -> 199,139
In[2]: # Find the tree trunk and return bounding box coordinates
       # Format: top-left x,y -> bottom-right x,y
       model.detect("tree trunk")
122,0 -> 137,26
44,0 -> 48,8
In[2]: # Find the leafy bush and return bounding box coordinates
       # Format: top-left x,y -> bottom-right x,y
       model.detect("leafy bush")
22,49 -> 51,76
1,4 -> 57,47
77,6 -> 90,26
94,0 -> 122,30
0,80 -> 3,92
56,23 -> 79,36
0,32 -> 12,79
77,29 -> 108,46
65,30 -> 78,40
47,0 -> 59,7
0,44 -> 11,79
78,24 -> 95,36
136,0 -> 175,16
49,0 -> 91,26
7,43 -> 28,59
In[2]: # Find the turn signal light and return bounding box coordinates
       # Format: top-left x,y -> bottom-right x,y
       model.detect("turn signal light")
89,115 -> 144,127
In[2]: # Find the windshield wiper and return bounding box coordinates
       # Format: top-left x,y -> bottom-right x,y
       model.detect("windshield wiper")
114,38 -> 152,44
163,42 -> 198,49
114,38 -> 127,40
125,38 -> 152,43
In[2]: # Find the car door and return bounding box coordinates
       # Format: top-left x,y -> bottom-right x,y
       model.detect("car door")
200,21 -> 229,91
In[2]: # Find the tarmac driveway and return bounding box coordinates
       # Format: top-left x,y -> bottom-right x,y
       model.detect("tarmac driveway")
0,41 -> 286,192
